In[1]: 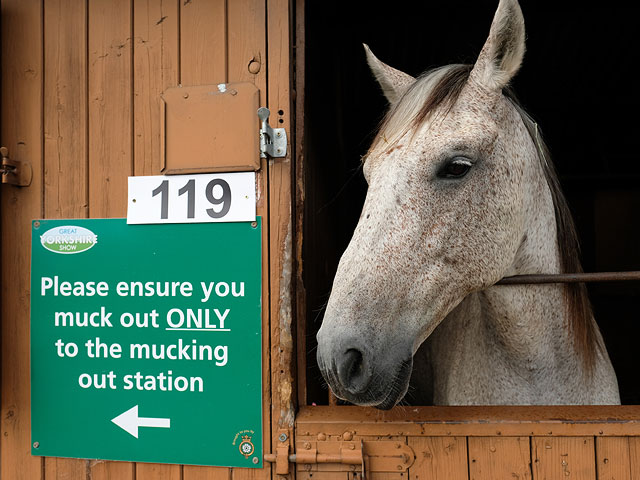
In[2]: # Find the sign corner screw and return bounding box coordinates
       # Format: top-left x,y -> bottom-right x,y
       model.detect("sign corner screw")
33,220 -> 40,229
33,441 -> 39,449
252,456 -> 259,464
250,221 -> 257,228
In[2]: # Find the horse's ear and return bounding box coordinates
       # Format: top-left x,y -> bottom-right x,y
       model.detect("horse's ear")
470,0 -> 525,92
364,44 -> 415,104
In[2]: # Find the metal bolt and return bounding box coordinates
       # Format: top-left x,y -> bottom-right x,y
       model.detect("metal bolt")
252,457 -> 259,464
276,131 -> 282,138
278,433 -> 288,442
33,442 -> 39,449
33,220 -> 40,229
251,221 -> 257,228
276,148 -> 282,154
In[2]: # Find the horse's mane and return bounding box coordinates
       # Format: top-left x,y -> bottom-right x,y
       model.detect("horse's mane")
371,64 -> 601,372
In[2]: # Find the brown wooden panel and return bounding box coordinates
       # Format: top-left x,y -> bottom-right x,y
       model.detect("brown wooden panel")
88,0 -> 132,218
297,474 -> 351,480
87,0 -> 133,475
44,458 -> 89,479
630,438 -> 640,480
532,437 -> 596,480
227,0 -> 265,85
183,465 -> 230,480
265,4 -> 293,480
0,0 -> 44,478
162,82 -> 260,173
44,0 -> 88,220
409,437 -> 468,480
597,437 -> 632,480
136,463 -> 182,480
468,437 -> 531,480
133,0 -> 179,177
180,0 -> 226,85
296,406 -> 640,437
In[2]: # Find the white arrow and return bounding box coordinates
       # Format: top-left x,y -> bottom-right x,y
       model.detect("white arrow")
111,405 -> 171,438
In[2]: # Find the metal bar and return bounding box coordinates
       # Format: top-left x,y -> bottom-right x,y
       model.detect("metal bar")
497,271 -> 640,285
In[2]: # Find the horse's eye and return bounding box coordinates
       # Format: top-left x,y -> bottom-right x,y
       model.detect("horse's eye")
437,157 -> 473,179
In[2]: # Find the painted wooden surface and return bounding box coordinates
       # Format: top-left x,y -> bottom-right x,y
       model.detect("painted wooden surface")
0,0 -> 291,478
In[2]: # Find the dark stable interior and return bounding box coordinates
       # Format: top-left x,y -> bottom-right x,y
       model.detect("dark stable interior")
302,0 -> 640,405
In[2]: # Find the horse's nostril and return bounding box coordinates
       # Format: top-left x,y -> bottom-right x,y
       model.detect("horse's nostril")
338,348 -> 368,393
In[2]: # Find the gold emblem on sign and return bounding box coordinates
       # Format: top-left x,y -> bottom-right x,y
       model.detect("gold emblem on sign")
238,435 -> 255,458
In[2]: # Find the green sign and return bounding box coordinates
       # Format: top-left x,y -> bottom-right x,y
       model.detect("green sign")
30,218 -> 262,467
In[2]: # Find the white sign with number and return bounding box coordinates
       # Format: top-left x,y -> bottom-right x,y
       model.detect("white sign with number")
127,172 -> 256,224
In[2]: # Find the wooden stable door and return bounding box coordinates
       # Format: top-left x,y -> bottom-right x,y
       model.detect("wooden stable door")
0,0 -> 295,479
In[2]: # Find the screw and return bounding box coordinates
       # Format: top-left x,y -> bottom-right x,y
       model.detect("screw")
279,433 -> 288,442
33,220 -> 40,229
251,221 -> 257,228
183,93 -> 189,99
252,457 -> 259,464
276,132 -> 282,138
33,442 -> 39,449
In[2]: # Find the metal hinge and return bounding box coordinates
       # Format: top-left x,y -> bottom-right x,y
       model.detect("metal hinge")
264,437 -> 415,478
257,107 -> 287,158
1,147 -> 32,187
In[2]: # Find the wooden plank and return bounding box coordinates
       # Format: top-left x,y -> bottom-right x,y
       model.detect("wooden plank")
183,465 -> 230,480
531,437 -> 596,480
43,0 -> 88,220
133,0 -> 179,176
468,437 -> 531,480
630,438 -> 640,480
267,0 -> 294,466
87,0 -> 134,476
44,458 -> 88,479
228,2 -> 270,480
180,0 -> 226,85
597,437 -> 632,480
42,0 -> 89,477
409,437 -> 468,480
136,463 -> 182,480
0,0 -> 44,478
295,406 -> 640,437
88,0 -> 132,218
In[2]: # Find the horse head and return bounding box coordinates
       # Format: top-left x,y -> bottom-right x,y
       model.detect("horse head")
316,0 -> 547,408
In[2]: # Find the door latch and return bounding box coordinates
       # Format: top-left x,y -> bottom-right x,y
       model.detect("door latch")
257,107 -> 287,159
1,147 -> 32,187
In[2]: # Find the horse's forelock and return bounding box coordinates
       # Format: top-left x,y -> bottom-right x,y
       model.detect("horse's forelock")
368,65 -> 600,374
369,64 -> 473,155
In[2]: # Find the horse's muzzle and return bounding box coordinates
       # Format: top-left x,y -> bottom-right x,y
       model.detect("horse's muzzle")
316,330 -> 412,409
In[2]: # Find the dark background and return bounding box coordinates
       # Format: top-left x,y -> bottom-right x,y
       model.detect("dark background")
302,0 -> 640,405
